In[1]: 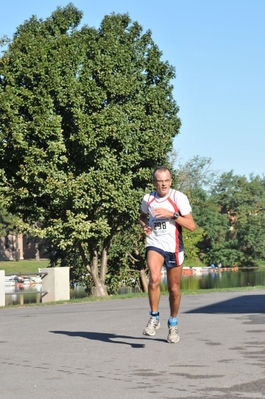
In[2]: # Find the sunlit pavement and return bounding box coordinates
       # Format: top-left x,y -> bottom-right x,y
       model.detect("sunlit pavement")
1,290 -> 265,399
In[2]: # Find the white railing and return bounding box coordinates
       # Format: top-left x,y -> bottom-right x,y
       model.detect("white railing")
0,267 -> 70,306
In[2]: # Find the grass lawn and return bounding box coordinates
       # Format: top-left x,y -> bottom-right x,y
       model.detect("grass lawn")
0,259 -> 50,275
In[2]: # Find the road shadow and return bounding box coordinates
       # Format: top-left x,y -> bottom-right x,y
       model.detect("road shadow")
185,294 -> 265,314
50,330 -> 166,348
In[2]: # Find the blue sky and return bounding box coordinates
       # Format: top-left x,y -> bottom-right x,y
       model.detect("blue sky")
1,0 -> 264,177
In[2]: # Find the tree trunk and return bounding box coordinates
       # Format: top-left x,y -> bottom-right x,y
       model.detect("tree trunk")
79,243 -> 108,297
90,249 -> 108,297
100,247 -> 108,282
35,242 -> 40,261
91,283 -> 108,297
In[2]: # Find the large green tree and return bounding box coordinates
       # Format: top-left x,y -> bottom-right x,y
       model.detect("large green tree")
0,4 -> 181,295
174,157 -> 265,266
210,172 -> 265,266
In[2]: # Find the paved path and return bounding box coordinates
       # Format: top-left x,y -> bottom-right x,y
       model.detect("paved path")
1,290 -> 265,399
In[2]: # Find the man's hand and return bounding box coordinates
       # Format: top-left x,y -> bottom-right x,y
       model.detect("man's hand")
152,208 -> 173,219
143,225 -> 152,236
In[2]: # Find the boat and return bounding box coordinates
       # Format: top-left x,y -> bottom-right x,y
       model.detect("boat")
182,267 -> 196,276
4,274 -> 42,288
161,266 -> 197,277
192,267 -> 216,275
4,276 -> 16,286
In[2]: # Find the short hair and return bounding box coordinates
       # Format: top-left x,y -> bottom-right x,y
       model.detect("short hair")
152,166 -> 172,181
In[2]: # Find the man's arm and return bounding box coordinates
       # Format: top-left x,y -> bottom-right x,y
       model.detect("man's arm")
151,208 -> 196,232
139,211 -> 148,228
139,211 -> 152,235
175,212 -> 196,232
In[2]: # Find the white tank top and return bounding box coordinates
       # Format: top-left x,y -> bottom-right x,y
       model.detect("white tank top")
141,189 -> 192,253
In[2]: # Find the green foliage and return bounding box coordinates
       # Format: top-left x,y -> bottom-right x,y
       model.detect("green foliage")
0,4 -> 180,294
210,172 -> 265,266
182,226 -> 204,265
107,223 -> 147,293
0,203 -> 17,236
173,156 -> 222,265
174,157 -> 265,267
189,167 -> 265,266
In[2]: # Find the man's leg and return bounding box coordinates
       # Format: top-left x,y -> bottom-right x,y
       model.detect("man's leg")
167,265 -> 183,317
142,250 -> 164,336
166,265 -> 183,343
147,249 -> 164,311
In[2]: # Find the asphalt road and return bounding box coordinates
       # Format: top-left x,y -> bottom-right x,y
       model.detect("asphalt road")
1,289 -> 265,399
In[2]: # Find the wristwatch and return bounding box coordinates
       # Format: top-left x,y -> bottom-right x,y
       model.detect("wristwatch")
172,212 -> 179,220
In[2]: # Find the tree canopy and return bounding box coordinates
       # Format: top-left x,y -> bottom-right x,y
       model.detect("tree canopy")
174,157 -> 265,267
0,4 -> 181,295
209,172 -> 265,266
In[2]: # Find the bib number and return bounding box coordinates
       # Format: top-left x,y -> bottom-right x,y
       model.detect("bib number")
153,219 -> 168,235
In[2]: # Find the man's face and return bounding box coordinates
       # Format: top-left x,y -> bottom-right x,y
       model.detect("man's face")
153,170 -> 172,197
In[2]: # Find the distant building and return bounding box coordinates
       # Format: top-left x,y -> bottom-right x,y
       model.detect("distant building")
0,234 -> 47,260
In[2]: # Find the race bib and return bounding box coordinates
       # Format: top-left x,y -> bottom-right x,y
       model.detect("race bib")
153,218 -> 169,235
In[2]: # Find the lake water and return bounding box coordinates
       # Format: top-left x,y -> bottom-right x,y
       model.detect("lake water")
163,268 -> 265,291
4,268 -> 265,305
